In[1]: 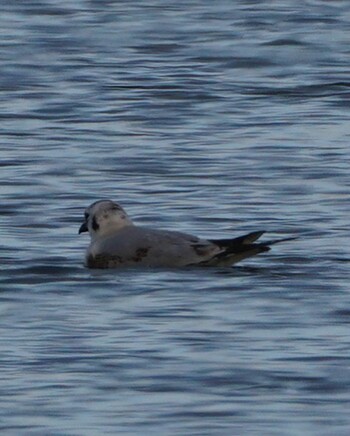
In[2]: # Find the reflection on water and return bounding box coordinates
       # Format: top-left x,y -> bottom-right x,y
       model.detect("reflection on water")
1,1 -> 350,434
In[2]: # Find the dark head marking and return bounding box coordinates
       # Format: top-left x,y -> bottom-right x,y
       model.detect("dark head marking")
92,216 -> 99,231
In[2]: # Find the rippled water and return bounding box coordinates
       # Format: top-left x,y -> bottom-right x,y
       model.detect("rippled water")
1,1 -> 350,434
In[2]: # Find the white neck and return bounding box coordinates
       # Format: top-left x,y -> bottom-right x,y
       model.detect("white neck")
91,216 -> 133,240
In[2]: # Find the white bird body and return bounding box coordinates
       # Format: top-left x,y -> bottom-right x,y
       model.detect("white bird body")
79,200 -> 293,269
86,225 -> 220,268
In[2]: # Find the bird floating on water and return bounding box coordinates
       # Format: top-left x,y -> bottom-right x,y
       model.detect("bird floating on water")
79,200 -> 295,269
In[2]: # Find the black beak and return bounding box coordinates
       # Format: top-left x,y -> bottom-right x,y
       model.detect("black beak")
79,222 -> 88,234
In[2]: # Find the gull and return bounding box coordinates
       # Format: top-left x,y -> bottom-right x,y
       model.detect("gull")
78,200 -> 295,269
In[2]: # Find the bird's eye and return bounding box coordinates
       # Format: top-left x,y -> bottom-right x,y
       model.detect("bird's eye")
84,212 -> 89,220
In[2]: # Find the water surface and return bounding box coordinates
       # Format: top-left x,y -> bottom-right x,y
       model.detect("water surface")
1,1 -> 350,434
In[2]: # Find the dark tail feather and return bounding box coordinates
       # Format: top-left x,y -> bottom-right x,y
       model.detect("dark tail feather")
211,230 -> 266,249
260,236 -> 298,247
206,231 -> 296,266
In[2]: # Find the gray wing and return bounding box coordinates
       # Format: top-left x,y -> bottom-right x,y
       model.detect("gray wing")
86,226 -> 221,268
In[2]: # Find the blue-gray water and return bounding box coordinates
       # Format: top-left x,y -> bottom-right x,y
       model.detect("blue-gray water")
1,1 -> 350,435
